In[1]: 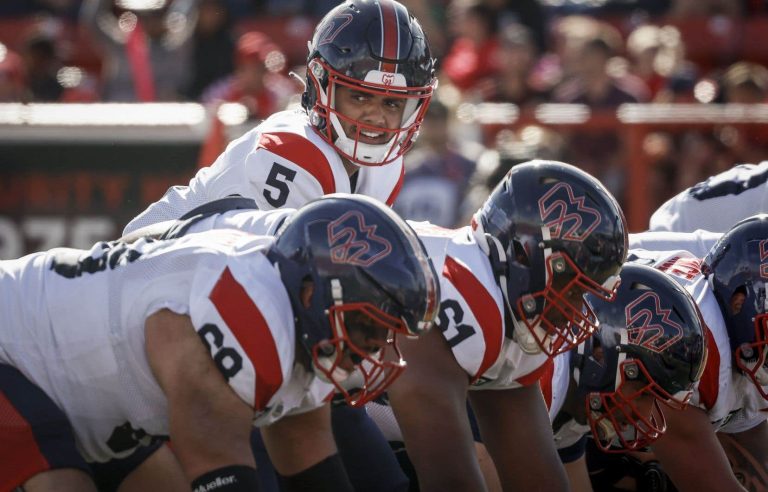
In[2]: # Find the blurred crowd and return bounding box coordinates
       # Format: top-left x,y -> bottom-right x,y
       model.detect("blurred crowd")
2,0 -> 768,227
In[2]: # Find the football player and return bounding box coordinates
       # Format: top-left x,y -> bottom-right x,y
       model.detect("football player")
649,161 -> 768,233
123,0 -> 437,235
130,159 -> 629,491
544,263 -> 707,491
383,160 -> 627,490
563,218 -> 768,492
0,195 -> 439,492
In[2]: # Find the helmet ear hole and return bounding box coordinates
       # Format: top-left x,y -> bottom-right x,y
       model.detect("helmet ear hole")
300,277 -> 314,309
512,240 -> 530,267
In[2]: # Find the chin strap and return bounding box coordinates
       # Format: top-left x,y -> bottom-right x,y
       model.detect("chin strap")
473,216 -> 543,354
314,279 -> 351,384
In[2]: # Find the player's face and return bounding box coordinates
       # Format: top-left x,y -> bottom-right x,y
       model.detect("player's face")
730,291 -> 746,315
333,86 -> 406,145
337,310 -> 391,373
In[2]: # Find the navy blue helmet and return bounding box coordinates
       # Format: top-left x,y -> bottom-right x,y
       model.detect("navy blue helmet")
267,193 -> 439,406
703,214 -> 768,400
472,160 -> 628,356
572,263 -> 707,452
302,0 -> 436,166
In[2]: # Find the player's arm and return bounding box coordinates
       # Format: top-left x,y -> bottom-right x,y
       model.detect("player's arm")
260,403 -> 353,492
144,309 -> 257,486
717,419 -> 768,491
469,383 -> 570,491
119,219 -> 177,243
561,454 -> 593,492
651,404 -> 746,491
387,327 -> 485,492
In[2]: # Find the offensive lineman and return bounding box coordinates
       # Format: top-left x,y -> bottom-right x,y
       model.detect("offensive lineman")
126,160 -> 630,491
0,195 -> 439,492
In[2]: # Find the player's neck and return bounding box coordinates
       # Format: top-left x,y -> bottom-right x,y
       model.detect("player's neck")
342,157 -> 358,177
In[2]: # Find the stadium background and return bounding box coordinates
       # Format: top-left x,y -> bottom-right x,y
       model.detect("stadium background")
1,0 -> 768,259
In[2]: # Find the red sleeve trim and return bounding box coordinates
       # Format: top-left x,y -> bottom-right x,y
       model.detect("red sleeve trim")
443,255 -> 503,382
516,358 -> 554,389
210,267 -> 284,410
697,325 -> 721,410
385,160 -> 405,206
258,132 -> 335,195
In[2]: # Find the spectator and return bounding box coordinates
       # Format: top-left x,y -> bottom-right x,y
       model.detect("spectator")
553,23 -> 648,106
626,24 -> 686,100
20,30 -> 64,101
441,0 -> 500,95
394,100 -> 478,228
485,22 -> 550,107
718,60 -> 768,103
80,0 -> 199,101
183,0 -> 234,100
0,43 -> 26,102
201,30 -> 298,121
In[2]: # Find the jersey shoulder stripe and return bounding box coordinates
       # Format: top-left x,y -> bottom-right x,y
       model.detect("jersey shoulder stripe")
384,161 -> 405,206
538,358 -> 556,410
209,266 -> 283,410
516,357 -> 554,388
258,132 -> 335,195
443,254 -> 502,382
697,326 -> 720,410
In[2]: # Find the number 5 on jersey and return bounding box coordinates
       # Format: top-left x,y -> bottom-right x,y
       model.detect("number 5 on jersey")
263,163 -> 297,208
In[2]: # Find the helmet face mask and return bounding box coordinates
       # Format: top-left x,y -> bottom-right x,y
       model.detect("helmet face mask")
575,263 -> 706,453
302,0 -> 436,166
312,299 -> 409,407
703,214 -> 768,401
268,194 -> 440,407
733,310 -> 768,399
586,358 -> 690,453
518,251 -> 620,356
472,160 -> 628,357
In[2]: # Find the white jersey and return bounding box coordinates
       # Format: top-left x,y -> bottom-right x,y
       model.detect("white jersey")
649,162 -> 768,233
629,230 -> 722,259
0,232 -> 333,463
409,221 -> 551,390
123,109 -> 405,234
544,248 -> 768,456
627,248 -> 768,433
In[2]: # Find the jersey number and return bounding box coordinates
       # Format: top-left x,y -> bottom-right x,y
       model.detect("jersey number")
438,299 -> 477,348
198,323 -> 243,381
263,163 -> 297,208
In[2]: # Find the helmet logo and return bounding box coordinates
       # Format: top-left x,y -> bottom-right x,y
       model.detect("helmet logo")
317,14 -> 354,46
625,291 -> 684,353
328,210 -> 393,267
381,73 -> 395,85
760,240 -> 768,279
538,183 -> 601,241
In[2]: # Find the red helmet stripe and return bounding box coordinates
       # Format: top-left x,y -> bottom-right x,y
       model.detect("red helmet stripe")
378,0 -> 399,73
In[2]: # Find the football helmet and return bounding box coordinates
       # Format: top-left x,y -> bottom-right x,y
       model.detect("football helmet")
703,214 -> 768,400
573,263 -> 707,452
301,0 -> 436,166
267,193 -> 440,406
471,160 -> 628,356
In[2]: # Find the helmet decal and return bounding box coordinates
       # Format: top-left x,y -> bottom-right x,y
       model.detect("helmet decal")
317,14 -> 354,46
328,210 -> 393,267
538,182 -> 601,242
625,291 -> 684,353
760,239 -> 768,279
